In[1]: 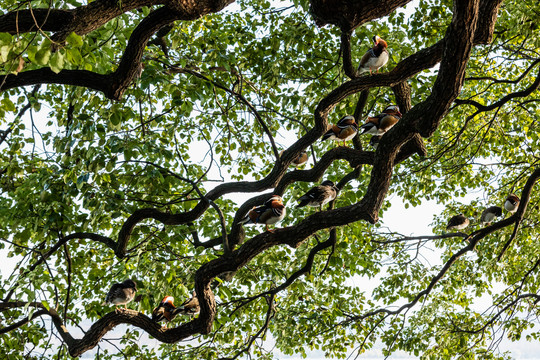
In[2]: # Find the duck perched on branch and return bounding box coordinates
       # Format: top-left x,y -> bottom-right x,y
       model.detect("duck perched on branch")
321,115 -> 358,147
240,195 -> 286,232
104,279 -> 137,311
296,180 -> 339,211
358,35 -> 389,75
446,214 -> 469,230
360,105 -> 402,136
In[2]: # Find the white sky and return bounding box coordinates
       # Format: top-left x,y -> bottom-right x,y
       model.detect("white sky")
2,1 -> 540,358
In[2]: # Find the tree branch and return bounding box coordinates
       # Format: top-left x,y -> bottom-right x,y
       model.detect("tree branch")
1,1 -> 236,99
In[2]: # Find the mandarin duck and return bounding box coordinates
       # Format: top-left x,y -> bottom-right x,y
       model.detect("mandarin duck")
296,180 -> 339,211
176,292 -> 200,316
358,35 -> 389,75
152,296 -> 180,327
105,279 -> 137,311
321,115 -> 358,147
446,214 -> 469,230
480,206 -> 502,225
239,195 -> 286,232
292,151 -> 309,167
281,150 -> 309,168
504,194 -> 520,213
360,105 -> 402,135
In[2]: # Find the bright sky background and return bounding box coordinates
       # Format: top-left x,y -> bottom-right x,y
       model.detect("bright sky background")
2,1 -> 540,358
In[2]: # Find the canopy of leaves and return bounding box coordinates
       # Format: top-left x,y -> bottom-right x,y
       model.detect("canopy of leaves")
1,0 -> 540,359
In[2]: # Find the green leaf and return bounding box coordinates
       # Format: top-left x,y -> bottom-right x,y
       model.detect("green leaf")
0,45 -> 10,62
0,32 -> 13,45
66,32 -> 83,47
35,47 -> 51,66
1,98 -> 15,112
49,51 -> 64,73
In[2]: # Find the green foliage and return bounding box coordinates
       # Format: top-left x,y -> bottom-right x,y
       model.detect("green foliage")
1,0 -> 540,359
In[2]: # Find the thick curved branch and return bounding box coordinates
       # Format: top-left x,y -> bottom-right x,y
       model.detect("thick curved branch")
356,0 -> 481,220
274,147 -> 373,194
0,0 -> 163,35
1,1 -> 235,99
0,301 -> 209,357
0,301 -> 52,334
0,68 -> 110,97
391,81 -> 412,113
411,1 -> 480,137
0,0 -> 235,36
0,7 -> 174,99
0,9 -> 72,34
341,30 -> 356,78
474,0 -> 504,44
310,0 -> 413,31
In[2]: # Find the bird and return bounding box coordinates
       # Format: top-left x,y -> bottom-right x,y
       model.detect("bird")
175,292 -> 200,316
104,279 -> 137,311
369,135 -> 381,150
321,115 -> 358,147
239,195 -> 286,232
358,35 -> 389,75
446,214 -> 469,230
360,105 -> 402,136
480,206 -> 503,225
291,151 -> 309,167
152,296 -> 179,327
504,194 -> 520,213
296,180 -> 339,211
280,150 -> 309,168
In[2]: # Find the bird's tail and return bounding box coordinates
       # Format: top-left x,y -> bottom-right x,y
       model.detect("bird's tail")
321,131 -> 333,141
296,198 -> 310,208
359,123 -> 374,134
172,306 -> 196,316
152,312 -> 165,322
357,67 -> 369,74
238,215 -> 251,225
172,307 -> 186,316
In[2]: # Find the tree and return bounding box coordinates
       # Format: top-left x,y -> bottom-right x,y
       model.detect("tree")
1,0 -> 540,358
